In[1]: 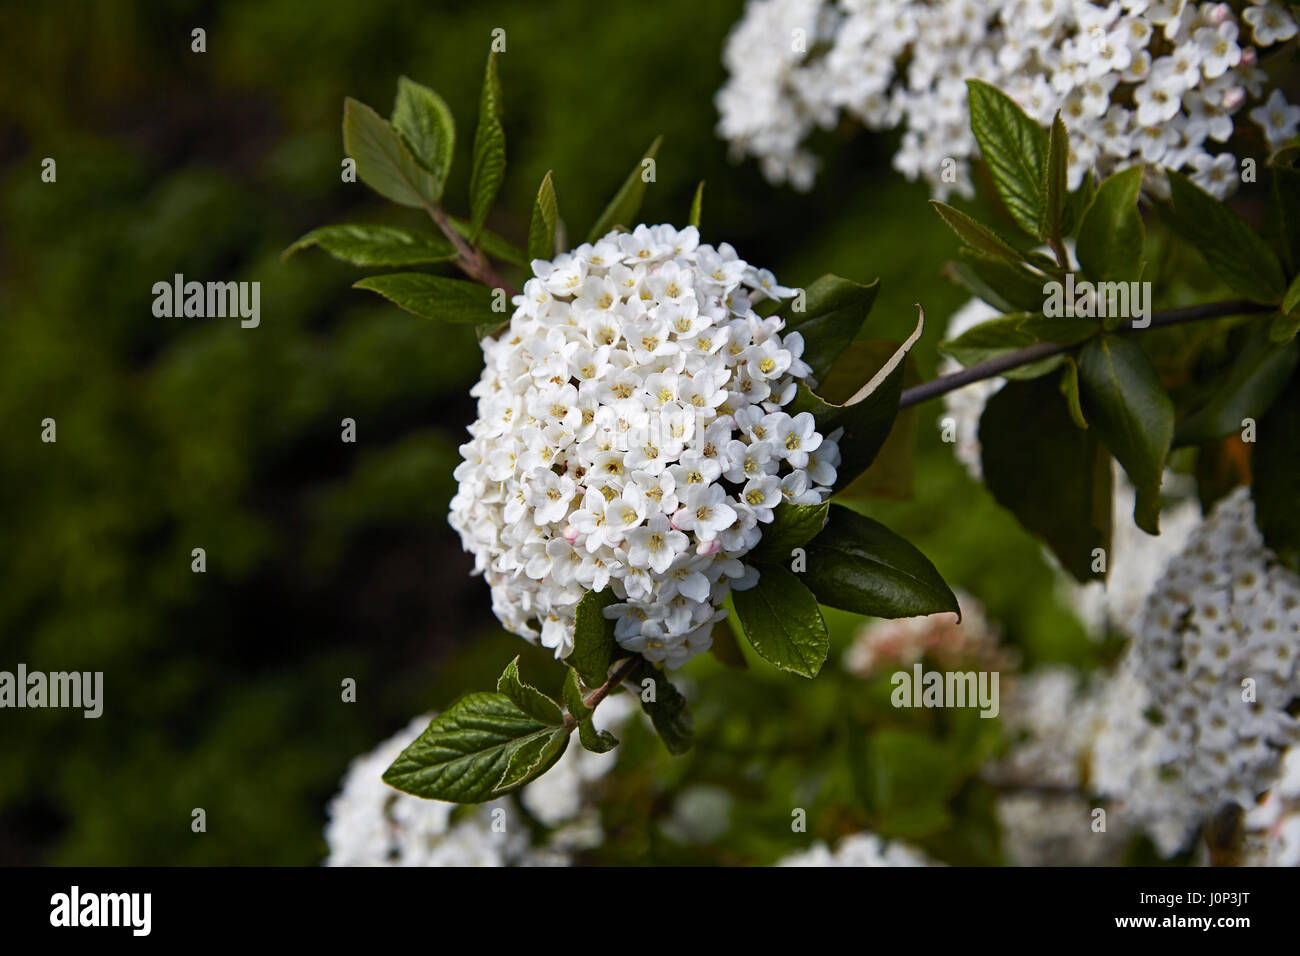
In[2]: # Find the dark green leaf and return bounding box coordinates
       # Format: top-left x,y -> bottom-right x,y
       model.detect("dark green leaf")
383,692 -> 553,802
689,180 -> 704,230
731,566 -> 829,677
282,224 -> 456,266
1076,165 -> 1145,283
1040,112 -> 1068,243
1165,170 -> 1286,305
747,501 -> 829,564
1077,336 -> 1174,534
783,274 -> 880,383
577,717 -> 618,754
1176,330 -> 1299,445
707,615 -> 747,669
353,273 -> 496,323
1251,370 -> 1300,571
391,77 -> 455,201
801,505 -> 959,619
930,201 -> 1022,262
965,79 -> 1049,236
955,249 -> 1052,313
587,135 -> 662,243
627,660 -> 693,755
497,655 -> 564,725
469,52 -> 506,238
570,588 -> 617,687
1017,313 -> 1099,346
979,375 -> 1113,582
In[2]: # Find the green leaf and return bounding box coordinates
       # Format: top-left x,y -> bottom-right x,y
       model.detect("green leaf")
980,375 -> 1113,582
577,717 -> 618,754
955,249 -> 1052,313
801,505 -> 959,619
1271,162 -> 1300,274
1176,329 -> 1299,445
930,201 -> 1022,262
570,588 -> 617,687
561,667 -> 591,719
627,660 -> 693,755
747,501 -> 829,564
1017,313 -> 1099,346
587,135 -> 662,243
353,273 -> 496,323
391,76 -> 455,202
1040,112 -> 1068,243
689,180 -> 704,230
496,655 -> 564,725
783,275 -> 880,383
468,52 -> 506,238
448,215 -> 530,267
940,314 -> 1035,366
965,79 -> 1049,237
1274,310 -> 1300,344
528,170 -> 558,262
1165,170 -> 1286,305
731,566 -> 828,677
342,97 -> 440,208
1251,370 -> 1300,571
1076,336 -> 1174,534
493,726 -> 569,794
282,224 -> 456,266
789,311 -> 923,490
1076,165 -> 1145,283
1286,273 -> 1300,315
383,692 -> 555,802
1060,356 -> 1088,429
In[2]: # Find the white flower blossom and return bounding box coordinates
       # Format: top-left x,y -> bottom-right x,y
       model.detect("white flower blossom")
717,0 -> 1295,199
448,224 -> 835,670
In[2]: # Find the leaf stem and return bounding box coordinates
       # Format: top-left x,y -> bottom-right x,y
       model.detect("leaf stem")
564,657 -> 640,730
424,202 -> 521,298
898,298 -> 1275,409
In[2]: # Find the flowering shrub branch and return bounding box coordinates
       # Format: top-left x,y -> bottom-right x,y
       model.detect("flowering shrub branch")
287,38 -> 1299,804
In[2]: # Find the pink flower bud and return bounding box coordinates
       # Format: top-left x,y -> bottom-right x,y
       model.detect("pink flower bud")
1222,86 -> 1246,110
562,524 -> 580,544
696,538 -> 722,556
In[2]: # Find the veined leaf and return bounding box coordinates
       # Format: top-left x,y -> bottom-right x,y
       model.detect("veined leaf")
391,76 -> 455,201
1076,165 -> 1145,283
801,505 -> 959,619
731,566 -> 829,677
468,51 -> 506,238
966,79 -> 1049,237
570,588 -> 617,688
282,224 -> 456,266
497,656 -> 564,725
342,97 -> 440,208
1077,335 -> 1174,535
528,170 -> 559,262
782,274 -> 880,382
354,273 -> 497,323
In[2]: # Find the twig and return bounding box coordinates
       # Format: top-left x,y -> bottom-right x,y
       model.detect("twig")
898,298 -> 1275,409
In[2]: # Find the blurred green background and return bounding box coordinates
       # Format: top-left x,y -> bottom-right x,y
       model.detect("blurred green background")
0,0 -> 1103,865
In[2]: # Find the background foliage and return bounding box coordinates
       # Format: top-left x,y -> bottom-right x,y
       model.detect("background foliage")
0,0 -> 1224,864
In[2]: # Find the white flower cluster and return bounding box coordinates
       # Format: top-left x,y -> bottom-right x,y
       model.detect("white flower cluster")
717,0 -> 1299,198
449,224 -> 839,669
324,697 -> 633,866
1090,487 -> 1300,856
778,832 -> 936,866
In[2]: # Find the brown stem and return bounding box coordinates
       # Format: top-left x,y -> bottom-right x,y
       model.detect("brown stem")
563,657 -> 640,729
898,298 -> 1275,410
424,202 -> 521,298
